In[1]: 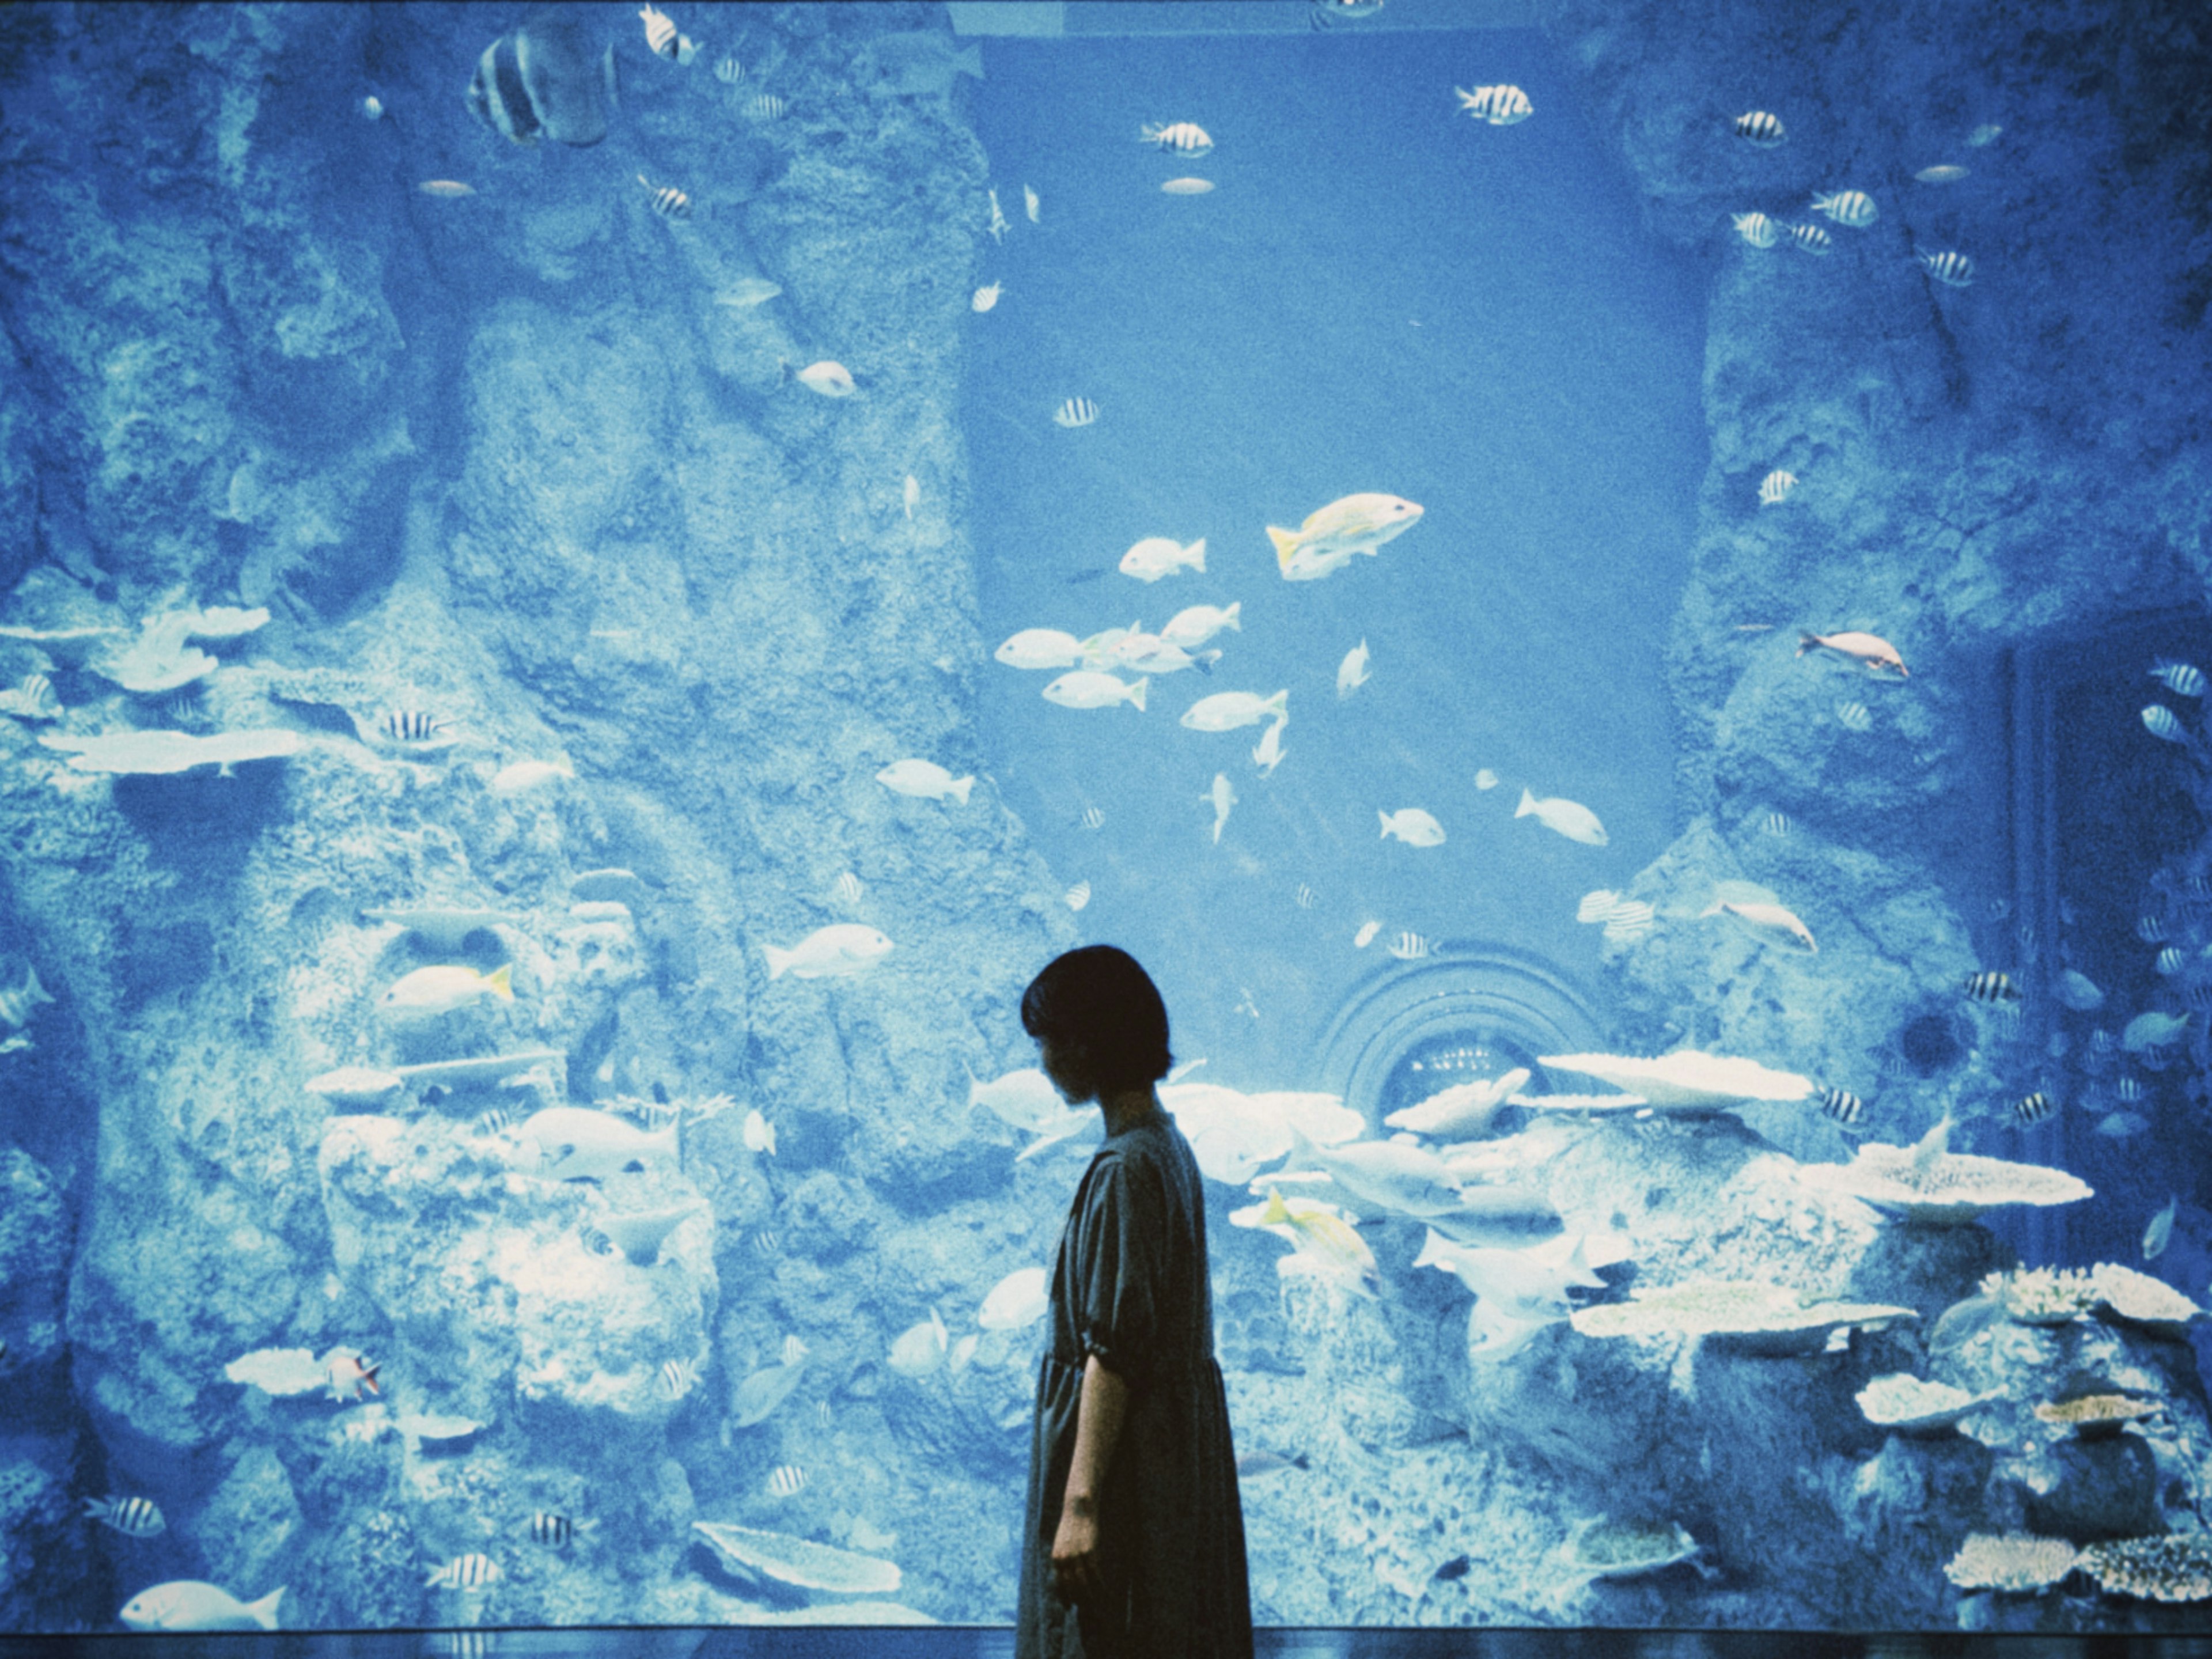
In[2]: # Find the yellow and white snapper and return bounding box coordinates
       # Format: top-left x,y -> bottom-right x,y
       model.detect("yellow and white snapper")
763,924 -> 893,980
1266,493 -> 1423,581
376,963 -> 513,1024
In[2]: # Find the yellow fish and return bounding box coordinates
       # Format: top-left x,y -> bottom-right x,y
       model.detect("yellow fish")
377,963 -> 514,1022
1256,1188 -> 1376,1283
1265,494 -> 1423,582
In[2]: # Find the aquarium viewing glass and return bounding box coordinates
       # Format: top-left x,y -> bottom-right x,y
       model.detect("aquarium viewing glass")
1,0 -> 2209,1638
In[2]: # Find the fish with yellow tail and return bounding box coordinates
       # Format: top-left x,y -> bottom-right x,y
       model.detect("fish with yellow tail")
1798,630 -> 1908,677
376,963 -> 513,1024
1236,1188 -> 1378,1290
1701,888 -> 1817,953
1266,494 -> 1423,582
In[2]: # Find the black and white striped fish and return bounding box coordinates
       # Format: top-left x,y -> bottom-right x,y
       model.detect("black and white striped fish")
714,53 -> 743,85
764,1464 -> 808,1499
1388,931 -> 1431,961
1964,970 -> 2020,1003
1758,469 -> 1797,506
1052,397 -> 1099,429
2139,911 -> 2171,943
2012,1090 -> 2055,1127
1816,1086 -> 1863,1127
1762,811 -> 1791,836
749,93 -> 785,120
2158,946 -> 2186,976
1835,699 -> 1872,731
530,1511 -> 582,1547
2151,658 -> 2207,698
1733,110 -> 1786,146
1294,884 -> 1318,910
2117,1074 -> 2145,1104
1455,84 -> 1532,126
426,1553 -> 502,1592
1081,805 -> 1105,831
473,1107 -> 513,1138
1787,222 -> 1833,255
1731,211 -> 1779,249
638,176 -> 691,219
639,4 -> 679,59
381,710 -> 449,744
83,1495 -> 165,1538
1139,120 -> 1213,156
661,1357 -> 699,1400
2144,705 -> 2191,745
1918,249 -> 1974,287
1810,189 -> 1877,228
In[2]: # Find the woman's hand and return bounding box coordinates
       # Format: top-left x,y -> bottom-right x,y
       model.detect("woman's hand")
1051,1494 -> 1103,1604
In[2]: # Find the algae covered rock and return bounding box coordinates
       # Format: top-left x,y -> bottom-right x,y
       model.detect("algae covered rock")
692,1520 -> 902,1596
40,728 -> 304,777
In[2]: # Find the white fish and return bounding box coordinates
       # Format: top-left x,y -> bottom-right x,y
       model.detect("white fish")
509,1107 -> 678,1183
120,1582 -> 286,1632
876,758 -> 975,804
1266,493 -> 1423,583
794,361 -> 857,397
2096,1111 -> 2149,1140
1251,718 -> 1287,776
764,924 -> 893,980
1388,931 -> 1431,960
1285,1130 -> 1465,1219
1078,623 -> 1141,667
1140,120 -> 1214,155
2123,1011 -> 2190,1052
490,757 -> 574,797
949,1334 -> 979,1374
1386,1069 -> 1531,1140
1065,881 -> 1090,911
1414,1228 -> 1603,1320
969,1067 -> 1067,1132
834,872 -> 865,906
1758,470 -> 1796,506
1052,397 -> 1099,428
996,628 -> 1085,671
1043,671 -> 1146,711
743,1109 -> 777,1155
765,1465 -> 808,1499
1731,211 -> 1779,249
1967,123 -> 2002,147
1702,897 -> 1817,954
1475,768 -> 1499,790
904,474 -> 920,519
1336,639 -> 1370,698
1810,189 -> 1877,228
715,277 -> 782,308
972,281 -> 1005,313
2056,969 -> 2105,1012
730,1351 -> 808,1427
1915,164 -> 1968,184
2145,1196 -> 2178,1260
1161,603 -> 1241,649
1354,921 -> 1381,949
1379,808 -> 1445,848
1120,536 -> 1206,582
987,187 -> 1009,241
1575,891 -> 1623,923
361,95 -> 384,120
1515,789 -> 1607,846
1115,636 -> 1213,676
888,1306 -> 949,1377
639,3 -> 679,58
1182,690 -> 1287,732
1024,184 -> 1040,222
1207,772 -> 1236,844
979,1266 -> 1050,1330
376,963 -> 514,1024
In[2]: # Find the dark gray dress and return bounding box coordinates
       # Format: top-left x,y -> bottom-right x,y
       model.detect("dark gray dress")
1017,1112 -> 1252,1658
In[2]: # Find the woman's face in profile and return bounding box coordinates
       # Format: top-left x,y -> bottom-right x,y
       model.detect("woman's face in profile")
1037,1036 -> 1094,1105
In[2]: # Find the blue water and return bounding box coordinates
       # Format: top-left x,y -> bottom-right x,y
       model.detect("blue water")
968,31 -> 1706,1085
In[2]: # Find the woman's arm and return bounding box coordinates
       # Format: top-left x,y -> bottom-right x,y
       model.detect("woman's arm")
1050,1352 -> 1130,1603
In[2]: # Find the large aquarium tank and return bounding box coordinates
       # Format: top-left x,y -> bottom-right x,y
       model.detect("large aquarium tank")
2,0 -> 2210,1638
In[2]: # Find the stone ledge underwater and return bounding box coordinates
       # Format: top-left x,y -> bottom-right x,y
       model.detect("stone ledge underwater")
0,0 -> 2210,1638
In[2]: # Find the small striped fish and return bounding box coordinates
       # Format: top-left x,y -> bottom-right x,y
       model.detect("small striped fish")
1835,700 -> 1873,732
1762,811 -> 1791,836
426,1553 -> 502,1592
2138,911 -> 2171,943
474,1107 -> 514,1138
1455,84 -> 1532,126
2158,946 -> 2186,976
1065,881 -> 1091,911
1758,469 -> 1796,506
1918,249 -> 1974,287
1140,120 -> 1213,155
835,871 -> 864,906
531,1511 -> 578,1546
638,176 -> 691,220
1731,211 -> 1779,249
2090,1028 -> 2118,1056
2151,659 -> 2207,698
1601,902 -> 1656,943
2191,982 -> 2212,1012
661,1357 -> 700,1400
815,1399 -> 833,1429
1081,806 -> 1105,830
1052,397 -> 1099,429
2012,1090 -> 2055,1127
1817,1087 -> 1863,1127
1810,189 -> 1877,228
1294,884 -> 1318,910
714,53 -> 743,84
1576,890 -> 1623,923
83,1496 -> 165,1538
1388,931 -> 1431,961
1733,109 -> 1786,146
749,93 -> 786,120
1963,970 -> 2020,1004
987,187 -> 1009,241
1787,222 -> 1833,255
2117,1075 -> 2145,1103
639,4 -> 678,58
752,1229 -> 779,1256
765,1465 -> 808,1499
2144,705 -> 2191,745
0,673 -> 61,721
381,710 -> 449,743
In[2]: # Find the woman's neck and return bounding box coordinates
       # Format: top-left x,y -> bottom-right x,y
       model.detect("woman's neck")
1099,1086 -> 1160,1137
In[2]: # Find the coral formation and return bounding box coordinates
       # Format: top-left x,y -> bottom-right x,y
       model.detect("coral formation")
2032,1395 -> 2162,1438
1563,1518 -> 1702,1581
1570,1279 -> 1914,1354
37,728 -> 304,776
1794,1146 -> 2093,1225
1855,1374 -> 2001,1435
1984,1267 -> 2099,1326
2089,1264 -> 2205,1332
1944,1533 -> 2079,1594
2078,1535 -> 2212,1603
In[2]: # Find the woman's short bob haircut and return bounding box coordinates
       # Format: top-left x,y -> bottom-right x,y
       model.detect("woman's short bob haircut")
1020,945 -> 1173,1094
